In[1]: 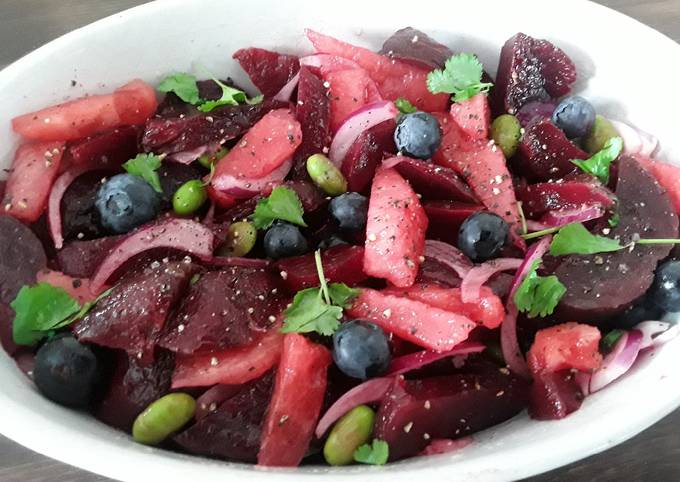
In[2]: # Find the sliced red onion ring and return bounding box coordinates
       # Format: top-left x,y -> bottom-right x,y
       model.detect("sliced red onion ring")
328,101 -> 398,167
501,236 -> 552,378
195,384 -> 242,420
211,158 -> 292,198
420,437 -> 473,456
168,142 -> 219,165
590,330 -> 643,393
635,321 -> 679,350
48,165 -> 100,250
574,371 -> 592,397
90,218 -> 215,293
525,220 -> 549,231
460,258 -> 523,303
299,54 -> 361,73
386,341 -> 485,376
610,120 -> 659,158
315,377 -> 394,438
273,72 -> 300,102
424,240 -> 473,278
538,205 -> 605,228
209,256 -> 271,269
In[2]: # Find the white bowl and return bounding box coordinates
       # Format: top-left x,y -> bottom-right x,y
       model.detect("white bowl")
1,0 -> 679,480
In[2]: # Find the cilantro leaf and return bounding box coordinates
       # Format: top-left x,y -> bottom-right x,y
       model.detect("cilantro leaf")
251,186 -> 307,230
353,439 -> 389,465
608,211 -> 620,228
427,53 -> 493,103
197,76 -> 261,112
571,136 -> 623,184
550,223 -> 623,256
11,284 -> 81,346
157,73 -> 201,105
513,259 -> 566,318
53,287 -> 113,330
328,283 -> 360,308
123,153 -> 163,193
395,97 -> 417,114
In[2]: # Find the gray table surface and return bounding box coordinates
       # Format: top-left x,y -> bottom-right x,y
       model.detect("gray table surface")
1,1 -> 679,480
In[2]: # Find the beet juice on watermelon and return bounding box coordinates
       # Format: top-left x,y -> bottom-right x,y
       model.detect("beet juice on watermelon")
2,26 -> 680,467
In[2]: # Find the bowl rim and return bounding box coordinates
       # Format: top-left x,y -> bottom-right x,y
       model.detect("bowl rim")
1,0 -> 680,481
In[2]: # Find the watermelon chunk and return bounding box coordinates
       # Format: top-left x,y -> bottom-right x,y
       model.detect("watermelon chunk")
364,167 -> 428,287
305,29 -> 448,112
2,142 -> 65,223
449,94 -> 491,141
233,47 -> 299,97
346,288 -> 477,351
527,322 -> 603,375
257,334 -> 331,467
35,269 -> 94,304
326,68 -> 376,132
12,80 -> 157,142
637,156 -> 680,214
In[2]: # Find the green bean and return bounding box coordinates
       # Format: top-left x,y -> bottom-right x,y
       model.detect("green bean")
323,405 -> 375,466
583,115 -> 618,154
173,180 -> 207,215
306,153 -> 348,196
217,221 -> 257,257
198,147 -> 229,169
491,114 -> 522,158
132,393 -> 196,445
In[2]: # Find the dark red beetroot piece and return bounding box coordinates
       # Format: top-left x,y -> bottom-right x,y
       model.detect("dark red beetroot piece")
529,370 -> 583,420
517,181 -> 615,218
56,236 -> 123,278
95,350 -> 174,431
492,33 -> 576,115
156,79 -> 248,118
423,201 -> 483,244
551,156 -> 679,322
157,163 -> 204,206
75,261 -> 195,365
59,170 -> 111,242
273,245 -> 366,292
291,67 -> 331,178
68,126 -> 140,168
174,371 -> 274,463
379,27 -> 453,69
160,266 -> 286,355
141,99 -> 288,156
341,119 -> 396,193
416,257 -> 462,288
233,48 -> 300,98
516,119 -> 588,181
375,371 -> 529,460
391,157 -> 478,203
515,101 -> 557,128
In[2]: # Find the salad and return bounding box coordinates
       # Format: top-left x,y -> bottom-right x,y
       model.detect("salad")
1,26 -> 679,467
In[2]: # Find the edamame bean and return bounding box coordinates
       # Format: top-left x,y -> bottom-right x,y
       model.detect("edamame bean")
173,180 -> 207,215
306,153 -> 348,196
132,393 -> 196,445
198,147 -> 229,169
217,221 -> 257,257
491,114 -> 522,158
583,115 -> 618,154
323,405 -> 375,466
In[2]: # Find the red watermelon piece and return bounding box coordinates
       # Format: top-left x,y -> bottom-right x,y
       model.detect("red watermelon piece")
527,322 -> 602,375
637,156 -> 680,214
449,94 -> 491,141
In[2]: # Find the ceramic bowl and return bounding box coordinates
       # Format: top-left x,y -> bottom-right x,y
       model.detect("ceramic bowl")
1,0 -> 679,480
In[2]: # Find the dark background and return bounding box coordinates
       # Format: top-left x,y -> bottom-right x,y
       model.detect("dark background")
0,1 -> 678,480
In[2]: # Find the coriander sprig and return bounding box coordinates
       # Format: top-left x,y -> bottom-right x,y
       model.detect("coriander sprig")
571,137 -> 623,184
513,258 -> 566,318
427,53 -> 493,103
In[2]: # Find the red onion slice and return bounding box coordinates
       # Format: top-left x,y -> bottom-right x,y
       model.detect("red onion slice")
195,384 -> 242,420
424,240 -> 473,278
211,158 -> 292,198
299,54 -> 361,73
539,205 -> 605,228
610,120 -> 659,158
460,258 -> 523,303
48,165 -> 100,250
315,377 -> 394,438
168,142 -> 219,165
328,101 -> 398,167
386,341 -> 485,376
590,330 -> 643,393
273,72 -> 300,102
574,371 -> 592,397
635,321 -> 678,350
420,437 -> 473,456
526,220 -> 549,231
90,218 -> 214,293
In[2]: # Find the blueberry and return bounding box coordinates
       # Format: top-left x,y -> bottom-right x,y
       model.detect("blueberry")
33,334 -> 101,408
332,320 -> 391,380
458,212 -> 509,262
394,111 -> 442,159
329,193 -> 368,232
616,299 -> 664,329
649,260 -> 680,312
263,222 -> 309,259
552,96 -> 596,139
95,174 -> 160,234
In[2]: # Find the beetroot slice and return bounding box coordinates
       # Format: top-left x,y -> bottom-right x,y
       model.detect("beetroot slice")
529,370 -> 583,420
75,261 -> 195,365
233,48 -> 300,98
374,371 -> 528,460
423,201 -> 483,244
517,181 -> 615,219
341,119 -> 396,194
387,157 -> 478,203
379,27 -> 453,70
59,170 -> 111,242
551,156 -> 679,322
160,266 -> 286,355
416,257 -> 462,288
515,101 -> 557,128
273,245 -> 366,292
174,371 -> 274,463
291,67 -> 331,178
68,126 -> 140,168
57,236 -> 123,278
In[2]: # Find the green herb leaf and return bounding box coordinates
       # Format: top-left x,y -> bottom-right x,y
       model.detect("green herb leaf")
600,329 -> 625,353
395,97 -> 417,114
123,153 -> 164,193
513,259 -> 566,318
53,287 -> 113,329
11,284 -> 81,346
427,53 -> 493,103
157,73 -> 201,105
353,439 -> 389,465
328,283 -> 360,309
550,223 -> 623,256
608,211 -> 620,228
571,136 -> 623,184
197,76 -> 257,112
251,186 -> 307,230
